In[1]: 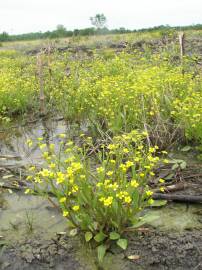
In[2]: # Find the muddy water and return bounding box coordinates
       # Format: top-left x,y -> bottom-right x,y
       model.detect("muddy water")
0,192 -> 67,242
0,118 -> 88,167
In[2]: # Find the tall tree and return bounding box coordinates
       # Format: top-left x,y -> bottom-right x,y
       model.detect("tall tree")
90,14 -> 107,29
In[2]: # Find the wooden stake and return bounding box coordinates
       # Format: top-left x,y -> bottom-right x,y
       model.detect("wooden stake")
179,32 -> 185,61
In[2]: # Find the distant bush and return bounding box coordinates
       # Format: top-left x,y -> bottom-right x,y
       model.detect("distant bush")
1,24 -> 202,43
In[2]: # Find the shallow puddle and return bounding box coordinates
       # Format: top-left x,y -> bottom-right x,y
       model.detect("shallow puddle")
0,192 -> 67,242
149,203 -> 202,231
0,118 -> 87,167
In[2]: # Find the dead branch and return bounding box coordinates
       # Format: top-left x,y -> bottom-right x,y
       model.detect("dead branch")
152,193 -> 202,203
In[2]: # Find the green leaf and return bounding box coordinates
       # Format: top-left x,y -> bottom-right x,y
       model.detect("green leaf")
172,163 -> 179,170
85,232 -> 93,242
165,173 -> 174,180
181,146 -> 191,152
180,161 -> 187,169
130,220 -> 145,228
117,238 -> 128,250
141,213 -> 159,223
69,228 -> 78,237
94,231 -> 107,243
109,232 -> 120,240
131,213 -> 159,228
97,244 -> 106,263
151,200 -> 167,207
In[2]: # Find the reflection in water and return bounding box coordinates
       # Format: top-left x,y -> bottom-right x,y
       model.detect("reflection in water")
0,118 -> 87,167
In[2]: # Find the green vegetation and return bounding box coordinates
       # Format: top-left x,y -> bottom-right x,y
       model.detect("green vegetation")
0,34 -> 202,146
26,130 -> 164,261
1,23 -> 202,42
1,29 -> 202,261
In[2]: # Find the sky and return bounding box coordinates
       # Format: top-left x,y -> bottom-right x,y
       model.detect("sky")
0,0 -> 202,34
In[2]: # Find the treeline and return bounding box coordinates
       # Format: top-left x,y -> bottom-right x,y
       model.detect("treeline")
1,24 -> 202,42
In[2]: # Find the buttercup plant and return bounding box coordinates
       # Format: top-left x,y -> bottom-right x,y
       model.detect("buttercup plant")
26,130 -> 161,261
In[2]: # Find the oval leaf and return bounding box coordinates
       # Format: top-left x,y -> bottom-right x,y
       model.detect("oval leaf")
172,163 -> 179,170
94,231 -> 107,243
109,232 -> 120,240
97,244 -> 107,263
85,231 -> 93,242
181,146 -> 191,152
69,228 -> 78,237
180,161 -> 187,169
117,238 -> 128,250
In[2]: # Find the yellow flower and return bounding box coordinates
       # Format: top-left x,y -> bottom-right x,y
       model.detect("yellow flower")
71,162 -> 82,171
25,188 -> 31,194
125,161 -> 133,168
56,172 -> 65,184
72,205 -> 80,211
66,167 -> 74,178
66,141 -> 73,147
107,144 -> 116,150
159,178 -> 165,183
40,169 -> 50,177
124,196 -> 132,204
72,185 -> 79,193
159,187 -> 165,192
34,176 -> 42,183
116,191 -> 128,200
103,196 -> 113,207
119,164 -> 126,172
43,152 -> 49,158
123,148 -> 129,154
26,139 -> 33,147
80,175 -> 86,180
28,166 -> 35,172
146,190 -> 153,196
39,143 -> 46,150
59,197 -> 66,203
96,167 -> 104,173
148,198 -> 154,205
49,163 -> 56,169
96,182 -> 103,187
149,147 -> 156,153
131,180 -> 139,188
59,133 -> 66,138
106,171 -> 113,176
63,210 -> 69,217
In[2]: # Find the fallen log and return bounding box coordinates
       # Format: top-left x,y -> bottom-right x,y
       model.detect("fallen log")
153,182 -> 187,193
152,193 -> 202,204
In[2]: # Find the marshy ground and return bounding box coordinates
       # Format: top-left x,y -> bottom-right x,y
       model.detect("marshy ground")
0,31 -> 202,269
